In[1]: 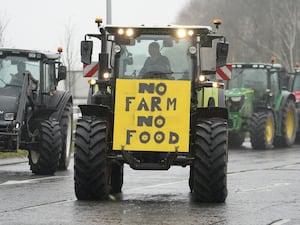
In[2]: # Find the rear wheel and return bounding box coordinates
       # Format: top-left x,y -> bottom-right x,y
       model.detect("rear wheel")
190,119 -> 228,203
28,120 -> 62,175
58,102 -> 73,170
250,111 -> 275,149
74,118 -> 110,200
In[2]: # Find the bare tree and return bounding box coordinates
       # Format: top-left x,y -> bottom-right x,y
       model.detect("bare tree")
176,0 -> 300,71
0,13 -> 9,47
61,20 -> 80,94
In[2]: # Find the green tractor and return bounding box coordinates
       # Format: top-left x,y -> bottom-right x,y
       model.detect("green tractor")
288,65 -> 300,140
74,18 -> 230,202
225,62 -> 297,149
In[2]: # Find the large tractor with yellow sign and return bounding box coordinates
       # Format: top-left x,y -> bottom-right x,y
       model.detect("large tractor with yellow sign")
74,18 -> 229,202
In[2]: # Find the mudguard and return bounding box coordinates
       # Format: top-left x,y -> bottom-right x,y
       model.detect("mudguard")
194,107 -> 228,121
79,104 -> 112,119
49,90 -> 73,121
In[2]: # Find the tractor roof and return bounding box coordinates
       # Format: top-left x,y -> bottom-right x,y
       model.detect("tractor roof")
230,62 -> 283,69
105,25 -> 213,36
0,48 -> 60,60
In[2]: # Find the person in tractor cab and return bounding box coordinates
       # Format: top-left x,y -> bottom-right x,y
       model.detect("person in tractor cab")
139,41 -> 172,78
10,61 -> 26,86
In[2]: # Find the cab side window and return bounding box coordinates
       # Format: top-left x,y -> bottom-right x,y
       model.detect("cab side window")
43,63 -> 56,92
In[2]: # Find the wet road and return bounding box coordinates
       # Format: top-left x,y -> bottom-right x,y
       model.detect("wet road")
0,141 -> 300,225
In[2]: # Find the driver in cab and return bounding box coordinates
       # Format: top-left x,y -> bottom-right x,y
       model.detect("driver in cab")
10,61 -> 26,86
139,42 -> 172,78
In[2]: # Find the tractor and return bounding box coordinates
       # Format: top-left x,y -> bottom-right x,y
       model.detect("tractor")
288,65 -> 300,140
0,48 -> 73,174
225,62 -> 297,149
74,18 -> 229,202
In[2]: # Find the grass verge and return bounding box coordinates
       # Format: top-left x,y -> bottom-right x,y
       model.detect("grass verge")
0,150 -> 28,159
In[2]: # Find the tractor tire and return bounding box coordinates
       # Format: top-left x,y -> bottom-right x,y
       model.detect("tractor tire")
250,111 -> 275,149
74,118 -> 110,200
188,167 -> 194,192
190,119 -> 228,203
274,100 -> 297,147
28,120 -> 62,175
110,163 -> 124,194
58,102 -> 73,170
228,132 -> 245,148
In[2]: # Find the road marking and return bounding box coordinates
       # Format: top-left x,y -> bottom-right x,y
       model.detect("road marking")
270,219 -> 291,225
0,176 -> 68,186
125,180 -> 186,192
236,183 -> 290,193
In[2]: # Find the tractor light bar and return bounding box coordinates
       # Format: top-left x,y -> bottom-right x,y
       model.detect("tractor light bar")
176,28 -> 194,38
117,28 -> 134,37
28,53 -> 42,59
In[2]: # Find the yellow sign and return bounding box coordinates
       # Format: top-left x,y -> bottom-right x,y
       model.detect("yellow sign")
113,79 -> 191,152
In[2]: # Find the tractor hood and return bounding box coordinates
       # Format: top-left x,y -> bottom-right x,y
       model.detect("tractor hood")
0,95 -> 19,114
0,87 -> 20,120
225,88 -> 254,97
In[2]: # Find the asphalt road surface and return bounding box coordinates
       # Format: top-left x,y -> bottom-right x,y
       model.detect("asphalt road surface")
0,141 -> 300,225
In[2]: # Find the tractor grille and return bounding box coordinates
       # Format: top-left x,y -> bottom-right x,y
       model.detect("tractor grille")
229,101 -> 242,112
228,119 -> 233,128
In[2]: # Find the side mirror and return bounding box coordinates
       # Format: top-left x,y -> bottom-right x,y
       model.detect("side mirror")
58,65 -> 67,81
81,40 -> 93,65
216,42 -> 229,68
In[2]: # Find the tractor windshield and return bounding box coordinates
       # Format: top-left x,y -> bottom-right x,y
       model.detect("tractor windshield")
114,35 -> 193,80
0,56 -> 40,88
292,73 -> 300,92
229,68 -> 267,94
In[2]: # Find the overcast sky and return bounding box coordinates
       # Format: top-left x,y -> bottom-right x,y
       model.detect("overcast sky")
1,0 -> 189,52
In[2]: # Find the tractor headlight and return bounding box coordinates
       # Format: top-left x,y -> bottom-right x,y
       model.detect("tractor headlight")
102,72 -> 112,80
113,45 -> 121,53
230,96 -> 242,102
4,113 -> 14,121
198,75 -> 207,82
88,79 -> 97,86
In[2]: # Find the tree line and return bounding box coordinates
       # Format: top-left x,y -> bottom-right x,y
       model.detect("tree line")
176,0 -> 300,72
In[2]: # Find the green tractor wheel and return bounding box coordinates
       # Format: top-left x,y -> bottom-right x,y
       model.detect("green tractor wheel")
250,111 -> 275,149
274,100 -> 297,147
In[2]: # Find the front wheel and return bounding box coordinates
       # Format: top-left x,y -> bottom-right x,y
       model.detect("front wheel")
28,120 -> 62,175
74,118 -> 110,200
274,100 -> 297,147
190,119 -> 228,203
250,111 -> 275,149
